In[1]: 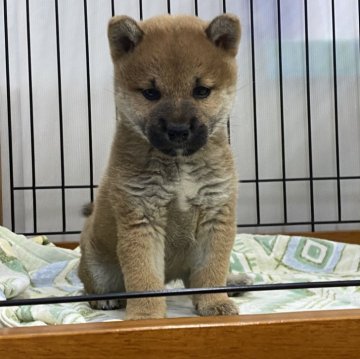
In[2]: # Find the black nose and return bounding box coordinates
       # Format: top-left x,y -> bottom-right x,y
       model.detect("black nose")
166,124 -> 190,143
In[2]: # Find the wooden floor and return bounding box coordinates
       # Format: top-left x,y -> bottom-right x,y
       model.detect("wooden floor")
290,231 -> 360,244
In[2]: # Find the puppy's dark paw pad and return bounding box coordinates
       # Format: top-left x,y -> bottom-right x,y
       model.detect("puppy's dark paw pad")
226,273 -> 254,297
197,299 -> 239,316
89,299 -> 124,310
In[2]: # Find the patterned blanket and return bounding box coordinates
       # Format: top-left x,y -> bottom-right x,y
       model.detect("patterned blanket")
0,226 -> 359,327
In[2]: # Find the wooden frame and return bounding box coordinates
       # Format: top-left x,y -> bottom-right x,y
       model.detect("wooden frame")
0,231 -> 359,358
0,309 -> 360,358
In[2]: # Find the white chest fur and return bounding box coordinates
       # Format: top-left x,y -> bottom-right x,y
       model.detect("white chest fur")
175,164 -> 201,212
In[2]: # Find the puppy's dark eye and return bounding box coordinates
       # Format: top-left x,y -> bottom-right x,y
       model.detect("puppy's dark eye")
193,86 -> 211,99
142,88 -> 161,101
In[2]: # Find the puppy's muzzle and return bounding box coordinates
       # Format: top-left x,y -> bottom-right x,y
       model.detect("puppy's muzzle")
166,123 -> 190,143
148,117 -> 208,157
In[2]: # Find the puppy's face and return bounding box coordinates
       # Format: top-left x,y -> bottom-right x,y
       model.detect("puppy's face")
108,15 -> 240,156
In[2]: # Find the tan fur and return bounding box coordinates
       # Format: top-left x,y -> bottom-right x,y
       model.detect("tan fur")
79,14 -> 250,320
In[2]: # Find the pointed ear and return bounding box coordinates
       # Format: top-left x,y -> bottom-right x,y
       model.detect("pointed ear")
108,16 -> 143,60
205,14 -> 241,56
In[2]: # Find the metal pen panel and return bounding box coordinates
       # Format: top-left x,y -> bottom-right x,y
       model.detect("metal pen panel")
1,0 -> 360,238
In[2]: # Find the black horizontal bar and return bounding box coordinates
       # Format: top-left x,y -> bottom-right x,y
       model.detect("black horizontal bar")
12,175 -> 360,191
1,280 -> 359,308
240,176 -> 360,183
19,218 -> 360,236
13,185 -> 99,190
237,219 -> 360,228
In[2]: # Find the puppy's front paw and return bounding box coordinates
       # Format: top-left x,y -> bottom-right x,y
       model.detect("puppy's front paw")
89,299 -> 125,310
196,298 -> 239,316
125,297 -> 167,320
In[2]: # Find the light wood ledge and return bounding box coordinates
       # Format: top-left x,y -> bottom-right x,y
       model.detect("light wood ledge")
0,310 -> 360,359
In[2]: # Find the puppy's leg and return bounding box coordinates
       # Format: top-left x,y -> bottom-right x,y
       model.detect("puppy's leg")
117,223 -> 166,320
79,214 -> 126,310
79,239 -> 126,310
190,204 -> 239,316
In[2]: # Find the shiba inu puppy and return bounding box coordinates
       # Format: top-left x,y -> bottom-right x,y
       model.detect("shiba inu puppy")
79,13 -> 250,320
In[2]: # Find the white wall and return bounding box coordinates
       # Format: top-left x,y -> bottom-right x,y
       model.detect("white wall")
1,0 -> 360,241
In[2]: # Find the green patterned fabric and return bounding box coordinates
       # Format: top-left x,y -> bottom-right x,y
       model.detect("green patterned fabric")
0,226 -> 359,327
230,234 -> 360,314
